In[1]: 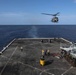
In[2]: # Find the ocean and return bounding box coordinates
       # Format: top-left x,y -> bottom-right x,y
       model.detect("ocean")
0,25 -> 76,50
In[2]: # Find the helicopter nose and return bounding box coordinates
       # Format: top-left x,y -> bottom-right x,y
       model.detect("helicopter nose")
51,18 -> 58,22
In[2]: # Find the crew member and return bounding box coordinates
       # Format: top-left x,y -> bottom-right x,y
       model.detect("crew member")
20,46 -> 23,51
47,50 -> 50,56
42,50 -> 45,56
60,50 -> 64,58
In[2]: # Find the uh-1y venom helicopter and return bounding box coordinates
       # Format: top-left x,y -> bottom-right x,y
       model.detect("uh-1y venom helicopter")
42,12 -> 60,23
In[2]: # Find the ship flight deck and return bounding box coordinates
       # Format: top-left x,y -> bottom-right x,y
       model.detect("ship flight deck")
0,38 -> 76,75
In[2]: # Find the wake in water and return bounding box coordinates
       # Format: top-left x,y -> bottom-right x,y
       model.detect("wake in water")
28,26 -> 38,38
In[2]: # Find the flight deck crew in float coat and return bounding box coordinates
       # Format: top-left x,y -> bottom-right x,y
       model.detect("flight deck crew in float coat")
45,49 -> 50,56
20,47 -> 23,51
42,50 -> 45,57
45,50 -> 47,55
60,50 -> 65,58
47,50 -> 50,56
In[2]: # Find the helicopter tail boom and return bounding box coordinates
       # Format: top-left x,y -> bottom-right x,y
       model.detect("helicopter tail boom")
42,12 -> 60,16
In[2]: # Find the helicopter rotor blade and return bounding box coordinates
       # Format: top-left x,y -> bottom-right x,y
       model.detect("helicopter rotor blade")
54,12 -> 60,16
42,12 -> 60,16
41,13 -> 53,16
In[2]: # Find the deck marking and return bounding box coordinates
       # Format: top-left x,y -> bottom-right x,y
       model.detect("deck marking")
45,71 -> 54,75
39,69 -> 54,75
18,61 -> 38,70
0,46 -> 18,75
1,55 -> 8,59
47,68 -> 66,70
39,70 -> 47,75
61,66 -> 73,75
18,61 -> 54,75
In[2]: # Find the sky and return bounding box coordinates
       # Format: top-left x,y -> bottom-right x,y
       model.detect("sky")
0,0 -> 76,25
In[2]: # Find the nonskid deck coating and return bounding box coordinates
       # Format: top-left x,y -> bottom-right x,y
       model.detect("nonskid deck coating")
0,38 -> 76,75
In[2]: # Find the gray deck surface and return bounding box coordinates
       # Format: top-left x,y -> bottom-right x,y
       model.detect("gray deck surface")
0,38 -> 76,75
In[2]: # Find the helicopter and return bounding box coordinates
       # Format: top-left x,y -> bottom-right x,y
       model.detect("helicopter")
42,12 -> 60,23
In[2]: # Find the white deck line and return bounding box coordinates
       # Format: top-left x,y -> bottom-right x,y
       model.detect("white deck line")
39,70 -> 48,75
0,46 -> 18,75
61,66 -> 73,75
1,54 -> 54,75
1,39 -> 16,53
18,61 -> 54,75
60,38 -> 72,44
39,68 -> 54,75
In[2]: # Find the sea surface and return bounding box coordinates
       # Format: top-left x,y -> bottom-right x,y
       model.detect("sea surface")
0,25 -> 76,50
